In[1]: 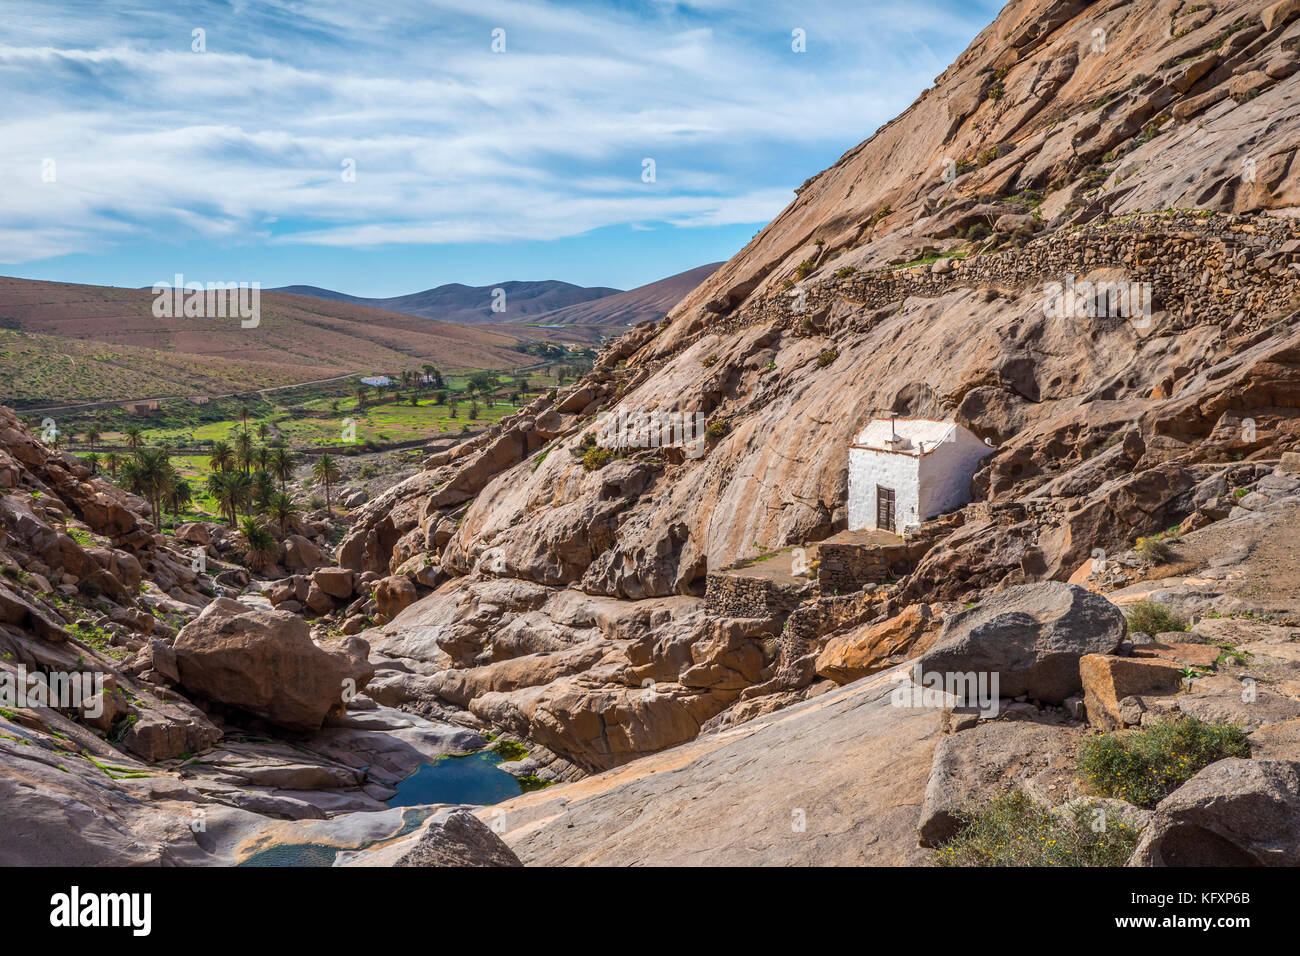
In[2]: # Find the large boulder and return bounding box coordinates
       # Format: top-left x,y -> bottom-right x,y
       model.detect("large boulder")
173,597 -> 374,731
917,583 -> 1126,704
1129,759 -> 1300,866
282,534 -> 330,572
374,575 -> 418,620
312,567 -> 355,600
393,809 -> 522,867
1079,654 -> 1185,730
815,604 -> 943,685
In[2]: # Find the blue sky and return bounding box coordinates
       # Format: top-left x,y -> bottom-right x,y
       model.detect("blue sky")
0,0 -> 1000,296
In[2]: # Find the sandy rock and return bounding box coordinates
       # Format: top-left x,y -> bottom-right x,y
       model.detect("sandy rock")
815,604 -> 943,685
173,597 -> 375,731
282,534 -> 330,572
1080,654 -> 1186,730
374,574 -> 418,620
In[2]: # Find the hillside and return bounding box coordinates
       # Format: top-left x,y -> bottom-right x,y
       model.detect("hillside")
0,276 -> 529,406
271,279 -> 620,325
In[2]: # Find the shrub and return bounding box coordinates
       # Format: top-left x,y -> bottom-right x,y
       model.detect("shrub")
794,259 -> 815,280
1125,599 -> 1187,635
705,420 -> 731,442
1078,718 -> 1250,808
836,266 -> 856,278
934,790 -> 1139,866
701,354 -> 718,368
1135,534 -> 1173,565
817,348 -> 839,368
581,446 -> 616,471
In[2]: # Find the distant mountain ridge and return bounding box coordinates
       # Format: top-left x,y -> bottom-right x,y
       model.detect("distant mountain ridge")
271,279 -> 620,325
273,262 -> 723,333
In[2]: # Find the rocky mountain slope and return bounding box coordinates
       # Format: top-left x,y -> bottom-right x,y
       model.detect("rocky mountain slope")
325,0 -> 1300,772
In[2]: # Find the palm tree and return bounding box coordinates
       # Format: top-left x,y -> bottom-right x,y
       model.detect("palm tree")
239,404 -> 252,435
268,491 -> 297,536
252,469 -> 276,512
104,452 -> 121,478
311,453 -> 341,516
227,470 -> 254,519
167,477 -> 193,519
84,452 -> 100,475
448,397 -> 459,419
422,364 -> 442,389
254,445 -> 270,473
84,426 -> 101,452
354,385 -> 367,409
256,422 -> 269,442
268,446 -> 294,492
206,472 -> 237,525
239,516 -> 279,571
234,431 -> 254,474
128,447 -> 175,524
209,440 -> 234,474
206,470 -> 253,525
124,425 -> 143,453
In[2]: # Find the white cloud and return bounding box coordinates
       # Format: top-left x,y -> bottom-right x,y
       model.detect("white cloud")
0,0 -> 998,263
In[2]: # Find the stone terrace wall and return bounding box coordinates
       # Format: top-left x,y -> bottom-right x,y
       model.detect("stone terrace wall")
704,571 -> 812,619
719,212 -> 1300,336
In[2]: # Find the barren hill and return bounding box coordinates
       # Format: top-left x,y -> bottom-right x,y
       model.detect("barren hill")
0,276 -> 529,405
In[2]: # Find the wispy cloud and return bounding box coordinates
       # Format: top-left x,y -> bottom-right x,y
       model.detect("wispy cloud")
0,0 -> 999,272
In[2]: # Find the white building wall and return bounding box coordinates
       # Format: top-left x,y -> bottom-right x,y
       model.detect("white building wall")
848,446 -> 919,532
917,428 -> 991,520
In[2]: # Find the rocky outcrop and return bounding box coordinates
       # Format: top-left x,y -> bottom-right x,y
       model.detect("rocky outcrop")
918,583 -> 1127,703
1129,759 -> 1300,865
815,604 -> 943,685
173,598 -> 375,731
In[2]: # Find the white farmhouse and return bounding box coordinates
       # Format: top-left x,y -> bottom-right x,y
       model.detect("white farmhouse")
847,417 -> 991,533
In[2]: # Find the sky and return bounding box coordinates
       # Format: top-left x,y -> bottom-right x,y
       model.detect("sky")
0,0 -> 1001,296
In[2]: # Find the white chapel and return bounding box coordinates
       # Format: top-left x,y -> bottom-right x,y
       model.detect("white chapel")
847,417 -> 991,533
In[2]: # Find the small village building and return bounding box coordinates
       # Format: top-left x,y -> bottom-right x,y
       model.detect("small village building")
847,417 -> 990,533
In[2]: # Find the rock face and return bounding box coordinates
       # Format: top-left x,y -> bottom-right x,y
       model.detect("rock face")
173,598 -> 375,731
493,665 -> 942,865
1130,759 -> 1300,866
918,583 -> 1126,703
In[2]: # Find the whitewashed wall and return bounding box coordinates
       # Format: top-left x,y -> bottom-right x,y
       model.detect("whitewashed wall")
917,427 -> 991,520
848,447 -> 919,531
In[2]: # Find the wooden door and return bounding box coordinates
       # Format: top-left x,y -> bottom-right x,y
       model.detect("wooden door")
876,485 -> 896,532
